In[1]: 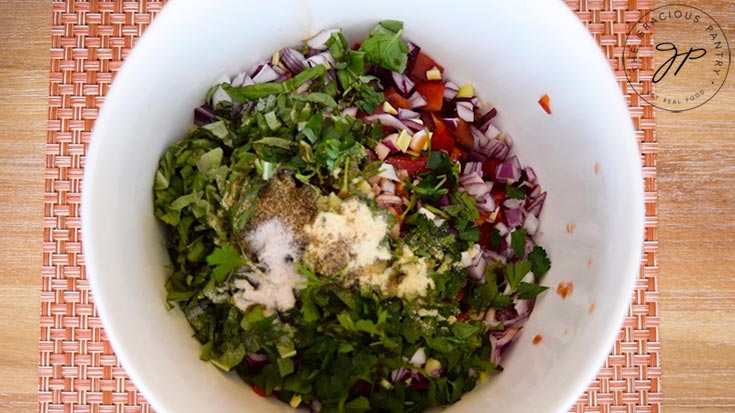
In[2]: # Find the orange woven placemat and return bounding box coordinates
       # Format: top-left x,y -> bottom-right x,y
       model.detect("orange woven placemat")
39,1 -> 660,412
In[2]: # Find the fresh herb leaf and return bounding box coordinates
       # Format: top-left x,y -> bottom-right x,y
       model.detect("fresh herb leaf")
360,20 -> 409,72
516,282 -> 549,300
504,260 -> 532,291
206,244 -> 244,282
222,82 -> 285,102
510,228 -> 527,258
451,322 -> 480,340
291,92 -> 338,108
489,228 -> 502,250
506,185 -> 526,200
528,246 -> 551,282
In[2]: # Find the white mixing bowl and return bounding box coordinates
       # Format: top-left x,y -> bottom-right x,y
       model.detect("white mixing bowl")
82,0 -> 644,412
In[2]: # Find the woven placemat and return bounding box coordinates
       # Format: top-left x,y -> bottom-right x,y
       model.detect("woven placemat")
39,1 -> 660,412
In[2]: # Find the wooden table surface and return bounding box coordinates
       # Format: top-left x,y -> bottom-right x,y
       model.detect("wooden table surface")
0,1 -> 732,412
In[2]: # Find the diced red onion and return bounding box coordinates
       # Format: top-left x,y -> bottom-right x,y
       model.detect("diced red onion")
194,106 -> 216,125
381,133 -> 400,152
474,126 -> 509,159
365,114 -> 408,132
392,71 -> 415,96
467,151 -> 487,162
483,249 -> 507,265
484,124 -> 501,140
230,71 -> 251,87
461,244 -> 481,267
341,106 -> 358,117
381,180 -> 396,194
523,213 -> 539,235
402,119 -> 424,132
305,51 -> 336,69
245,352 -> 268,370
500,133 -> 513,149
497,327 -> 521,346
503,198 -> 524,209
495,156 -> 522,182
295,79 -> 313,94
470,96 -> 480,106
376,194 -> 403,206
529,184 -> 542,198
378,163 -> 400,181
457,101 -> 475,122
477,108 -> 498,132
476,197 -> 497,214
280,48 -> 306,74
494,222 -> 509,236
444,81 -> 459,100
246,352 -> 267,363
526,192 -> 547,217
499,300 -> 535,327
409,347 -> 427,367
374,143 -> 391,160
442,117 -> 459,133
306,29 -> 337,50
505,208 -> 523,228
489,327 -> 521,365
523,167 -> 537,183
407,41 -> 421,58
438,194 -> 450,206
500,235 -> 512,258
467,254 -> 487,281
463,162 -> 482,175
252,64 -> 279,84
524,238 -> 536,257
391,367 -> 411,382
408,91 -> 427,108
397,108 -> 420,119
459,170 -> 484,188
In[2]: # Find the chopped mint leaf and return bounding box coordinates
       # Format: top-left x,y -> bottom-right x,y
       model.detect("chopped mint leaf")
360,20 -> 409,72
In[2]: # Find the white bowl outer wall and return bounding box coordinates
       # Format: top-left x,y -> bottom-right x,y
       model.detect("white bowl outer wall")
82,1 -> 644,412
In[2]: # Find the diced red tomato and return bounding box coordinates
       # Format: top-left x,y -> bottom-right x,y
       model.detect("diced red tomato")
385,155 -> 428,176
474,211 -> 492,226
430,114 -> 455,153
384,87 -> 412,110
477,222 -> 493,249
410,380 -> 430,391
538,93 -> 552,114
251,384 -> 267,397
482,158 -> 502,180
490,184 -> 507,204
349,379 -> 373,396
456,313 -> 470,322
449,146 -> 468,163
454,119 -> 474,149
456,288 -> 466,302
414,81 -> 445,112
409,51 -> 445,81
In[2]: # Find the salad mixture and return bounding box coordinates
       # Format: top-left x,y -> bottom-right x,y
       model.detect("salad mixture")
154,21 -> 550,413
